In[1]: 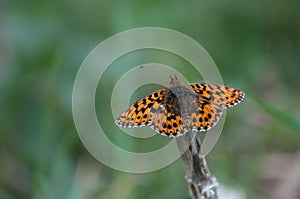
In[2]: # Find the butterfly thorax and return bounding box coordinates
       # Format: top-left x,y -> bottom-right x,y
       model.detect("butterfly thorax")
167,76 -> 199,125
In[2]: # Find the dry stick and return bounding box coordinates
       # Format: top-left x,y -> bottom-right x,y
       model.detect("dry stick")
176,130 -> 219,199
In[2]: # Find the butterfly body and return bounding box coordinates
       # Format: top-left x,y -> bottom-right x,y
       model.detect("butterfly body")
115,75 -> 245,137
167,75 -> 199,126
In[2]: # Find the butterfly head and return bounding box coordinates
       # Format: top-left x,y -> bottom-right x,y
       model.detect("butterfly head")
169,75 -> 182,88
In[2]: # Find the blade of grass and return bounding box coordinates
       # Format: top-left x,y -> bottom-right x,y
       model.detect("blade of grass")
248,92 -> 300,133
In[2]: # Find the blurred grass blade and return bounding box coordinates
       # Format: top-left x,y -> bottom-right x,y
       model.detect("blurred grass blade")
249,92 -> 300,133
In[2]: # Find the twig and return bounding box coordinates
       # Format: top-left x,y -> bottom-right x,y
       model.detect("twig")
176,130 -> 219,199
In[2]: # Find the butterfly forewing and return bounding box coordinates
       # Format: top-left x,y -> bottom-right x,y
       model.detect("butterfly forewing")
115,89 -> 167,127
190,83 -> 245,108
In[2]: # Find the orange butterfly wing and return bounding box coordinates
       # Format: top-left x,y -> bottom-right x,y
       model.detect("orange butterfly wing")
150,104 -> 188,137
189,99 -> 223,132
190,83 -> 245,108
115,89 -> 167,127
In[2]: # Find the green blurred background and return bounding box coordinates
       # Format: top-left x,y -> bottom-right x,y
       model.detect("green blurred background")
1,0 -> 300,199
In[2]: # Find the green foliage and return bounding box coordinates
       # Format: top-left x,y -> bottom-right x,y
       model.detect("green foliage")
250,92 -> 300,133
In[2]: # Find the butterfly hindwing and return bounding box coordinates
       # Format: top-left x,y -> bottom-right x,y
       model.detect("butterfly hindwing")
150,104 -> 188,137
193,99 -> 223,131
150,98 -> 223,136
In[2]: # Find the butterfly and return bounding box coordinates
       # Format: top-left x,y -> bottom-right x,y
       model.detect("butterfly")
115,75 -> 245,137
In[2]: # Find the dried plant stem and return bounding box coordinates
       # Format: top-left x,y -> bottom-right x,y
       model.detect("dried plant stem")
176,131 -> 219,199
